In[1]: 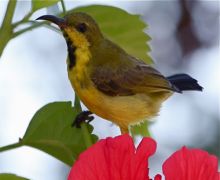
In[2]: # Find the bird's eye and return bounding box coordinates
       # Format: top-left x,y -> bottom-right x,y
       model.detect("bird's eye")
76,23 -> 87,33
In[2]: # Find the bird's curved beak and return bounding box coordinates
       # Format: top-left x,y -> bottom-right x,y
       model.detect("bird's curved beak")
36,15 -> 66,27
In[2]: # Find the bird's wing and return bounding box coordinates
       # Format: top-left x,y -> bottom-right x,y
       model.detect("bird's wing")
91,60 -> 174,96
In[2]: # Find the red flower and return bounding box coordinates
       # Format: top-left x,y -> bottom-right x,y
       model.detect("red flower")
68,134 -> 156,180
68,134 -> 219,180
163,146 -> 219,180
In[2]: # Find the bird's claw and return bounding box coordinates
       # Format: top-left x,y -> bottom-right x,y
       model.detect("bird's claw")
72,111 -> 94,128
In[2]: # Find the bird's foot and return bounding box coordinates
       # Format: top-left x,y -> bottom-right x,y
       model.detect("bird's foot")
72,111 -> 94,128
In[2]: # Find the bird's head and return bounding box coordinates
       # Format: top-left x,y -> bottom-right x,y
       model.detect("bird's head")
37,12 -> 103,48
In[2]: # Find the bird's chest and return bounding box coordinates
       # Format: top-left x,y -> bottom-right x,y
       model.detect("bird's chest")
68,67 -> 108,120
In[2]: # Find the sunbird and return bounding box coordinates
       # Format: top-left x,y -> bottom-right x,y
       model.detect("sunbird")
37,12 -> 202,134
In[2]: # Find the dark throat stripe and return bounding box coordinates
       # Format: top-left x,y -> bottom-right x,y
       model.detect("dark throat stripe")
66,39 -> 76,70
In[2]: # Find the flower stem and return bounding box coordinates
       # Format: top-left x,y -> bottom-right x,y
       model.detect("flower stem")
12,22 -> 60,38
1,0 -> 17,28
13,11 -> 33,28
145,122 -> 151,137
0,142 -> 22,153
81,123 -> 93,148
74,93 -> 82,112
74,93 -> 93,148
0,0 -> 17,57
60,0 -> 66,15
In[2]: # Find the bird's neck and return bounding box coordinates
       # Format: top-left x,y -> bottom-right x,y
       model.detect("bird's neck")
64,28 -> 92,88
64,28 -> 91,69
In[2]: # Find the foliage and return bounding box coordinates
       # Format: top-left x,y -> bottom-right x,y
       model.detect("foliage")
0,174 -> 29,180
32,0 -> 60,11
73,5 -> 152,64
22,102 -> 97,166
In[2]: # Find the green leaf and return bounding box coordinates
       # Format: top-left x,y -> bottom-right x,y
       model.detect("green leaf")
32,0 -> 60,12
22,102 -> 98,166
130,121 -> 151,137
0,174 -> 29,180
73,5 -> 153,64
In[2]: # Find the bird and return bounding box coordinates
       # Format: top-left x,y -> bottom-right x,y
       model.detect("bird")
37,12 -> 203,134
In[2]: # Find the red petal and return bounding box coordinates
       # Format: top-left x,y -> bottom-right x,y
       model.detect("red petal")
104,134 -> 135,179
132,137 -> 157,180
154,174 -> 162,180
68,134 -> 156,180
162,146 -> 219,180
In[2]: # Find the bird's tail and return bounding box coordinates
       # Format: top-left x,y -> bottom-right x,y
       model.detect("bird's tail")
167,73 -> 203,93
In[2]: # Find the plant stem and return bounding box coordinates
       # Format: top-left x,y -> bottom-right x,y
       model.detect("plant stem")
1,0 -> 17,28
60,0 -> 66,15
0,30 -> 10,58
0,0 -> 17,57
13,11 -> 33,28
13,22 -> 44,38
12,22 -> 60,38
145,121 -> 151,137
74,93 -> 82,112
81,123 -> 93,148
0,142 -> 22,153
74,93 -> 93,148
